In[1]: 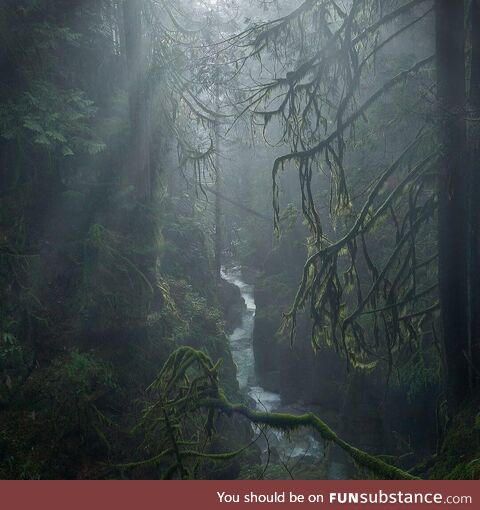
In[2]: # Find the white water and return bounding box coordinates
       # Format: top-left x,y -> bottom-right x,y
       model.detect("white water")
221,267 -> 257,390
221,266 -> 323,464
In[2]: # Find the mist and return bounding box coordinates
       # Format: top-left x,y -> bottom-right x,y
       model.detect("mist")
1,0 -> 479,481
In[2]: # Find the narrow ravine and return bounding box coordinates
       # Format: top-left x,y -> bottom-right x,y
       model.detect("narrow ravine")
221,266 -> 330,476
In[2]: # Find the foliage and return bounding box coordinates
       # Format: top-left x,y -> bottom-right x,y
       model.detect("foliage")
429,401 -> 480,480
0,0 -> 476,482
0,80 -> 105,157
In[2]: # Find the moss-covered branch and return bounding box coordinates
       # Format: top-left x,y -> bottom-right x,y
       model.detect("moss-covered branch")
201,393 -> 419,480
138,347 -> 419,480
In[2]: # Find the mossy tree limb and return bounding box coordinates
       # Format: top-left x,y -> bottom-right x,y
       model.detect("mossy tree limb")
201,393 -> 419,480
139,347 -> 419,480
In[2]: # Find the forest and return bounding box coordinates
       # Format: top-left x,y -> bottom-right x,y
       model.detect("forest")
1,0 -> 479,480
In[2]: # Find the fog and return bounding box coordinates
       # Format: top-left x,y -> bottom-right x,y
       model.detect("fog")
1,0 -> 479,481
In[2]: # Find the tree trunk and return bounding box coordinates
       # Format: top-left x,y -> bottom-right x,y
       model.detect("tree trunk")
123,0 -> 150,200
468,0 -> 480,388
214,115 -> 222,280
435,0 -> 469,406
213,52 -> 222,280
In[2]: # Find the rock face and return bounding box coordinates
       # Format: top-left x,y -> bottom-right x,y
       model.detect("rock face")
252,268 -> 437,467
250,228 -> 349,411
218,278 -> 245,333
339,371 -> 388,453
252,272 -> 347,413
249,229 -> 438,472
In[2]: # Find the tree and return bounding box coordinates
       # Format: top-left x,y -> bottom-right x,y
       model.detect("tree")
435,0 -> 469,406
213,3 -> 223,281
468,0 -> 480,391
123,0 -> 151,200
230,0 -> 478,408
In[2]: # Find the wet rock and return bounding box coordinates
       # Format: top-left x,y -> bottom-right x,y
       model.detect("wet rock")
219,278 -> 245,332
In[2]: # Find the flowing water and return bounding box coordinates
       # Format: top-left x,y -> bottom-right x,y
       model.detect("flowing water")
221,266 -> 346,477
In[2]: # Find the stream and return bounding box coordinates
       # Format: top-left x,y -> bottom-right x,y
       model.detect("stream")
222,266 -> 347,478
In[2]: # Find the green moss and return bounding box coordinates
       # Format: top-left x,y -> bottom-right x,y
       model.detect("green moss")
141,345 -> 419,480
429,401 -> 480,480
204,393 -> 418,480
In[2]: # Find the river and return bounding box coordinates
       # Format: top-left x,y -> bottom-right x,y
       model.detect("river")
222,266 -> 347,479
